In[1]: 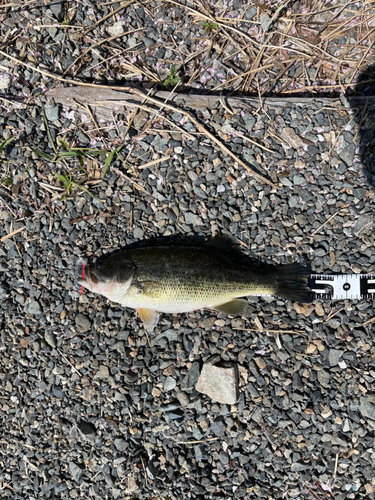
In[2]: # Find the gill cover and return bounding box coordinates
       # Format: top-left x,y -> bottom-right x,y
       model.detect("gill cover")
78,253 -> 137,301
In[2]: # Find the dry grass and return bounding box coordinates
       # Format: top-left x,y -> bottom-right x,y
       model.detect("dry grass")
1,0 -> 372,96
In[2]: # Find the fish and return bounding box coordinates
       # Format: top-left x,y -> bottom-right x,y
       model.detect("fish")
77,237 -> 312,331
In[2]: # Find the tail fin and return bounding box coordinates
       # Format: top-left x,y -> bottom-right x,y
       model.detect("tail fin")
275,263 -> 312,303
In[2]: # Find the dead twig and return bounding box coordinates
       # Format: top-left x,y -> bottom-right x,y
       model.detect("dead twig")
69,212 -> 114,225
356,316 -> 375,328
311,205 -> 350,236
1,226 -> 26,242
173,437 -> 219,445
302,481 -> 324,500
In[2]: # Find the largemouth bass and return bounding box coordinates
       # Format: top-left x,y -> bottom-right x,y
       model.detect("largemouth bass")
78,238 -> 311,331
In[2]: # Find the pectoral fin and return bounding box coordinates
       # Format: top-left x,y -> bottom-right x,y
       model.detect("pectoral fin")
137,308 -> 159,332
214,299 -> 248,315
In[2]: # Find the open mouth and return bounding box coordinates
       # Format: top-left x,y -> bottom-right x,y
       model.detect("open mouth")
78,268 -> 98,288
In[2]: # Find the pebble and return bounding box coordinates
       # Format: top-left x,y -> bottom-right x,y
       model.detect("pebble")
339,142 -> 356,166
75,314 -> 91,332
45,330 -> 56,348
281,127 -> 304,149
360,397 -> 375,421
352,213 -> 373,237
69,462 -> 85,481
0,281 -> 9,300
25,300 -> 42,315
317,370 -> 330,387
44,103 -> 59,121
0,73 -> 11,89
94,365 -> 109,380
328,349 -> 343,367
164,376 -> 176,391
50,0 -> 63,20
114,439 -> 127,452
107,21 -> 126,36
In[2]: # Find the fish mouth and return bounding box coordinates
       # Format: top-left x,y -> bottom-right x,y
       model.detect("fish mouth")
78,268 -> 99,289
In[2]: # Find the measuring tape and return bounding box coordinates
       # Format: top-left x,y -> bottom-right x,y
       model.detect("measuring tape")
308,274 -> 375,300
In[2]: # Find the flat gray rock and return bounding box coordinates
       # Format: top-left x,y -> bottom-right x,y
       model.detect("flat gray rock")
196,363 -> 238,405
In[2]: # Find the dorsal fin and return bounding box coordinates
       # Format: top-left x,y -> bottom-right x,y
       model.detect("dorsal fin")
204,235 -> 243,256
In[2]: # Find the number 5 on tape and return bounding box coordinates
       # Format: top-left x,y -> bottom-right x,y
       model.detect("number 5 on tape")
309,274 -> 375,300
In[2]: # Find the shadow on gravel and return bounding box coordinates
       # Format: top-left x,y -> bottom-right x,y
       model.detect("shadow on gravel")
350,64 -> 375,188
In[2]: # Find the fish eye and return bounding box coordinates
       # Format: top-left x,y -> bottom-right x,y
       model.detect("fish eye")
96,263 -> 102,270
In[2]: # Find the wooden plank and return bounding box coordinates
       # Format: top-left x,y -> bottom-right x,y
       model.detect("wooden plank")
46,86 -> 349,122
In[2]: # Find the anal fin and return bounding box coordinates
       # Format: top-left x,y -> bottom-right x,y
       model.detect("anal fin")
137,308 -> 159,332
214,299 -> 248,315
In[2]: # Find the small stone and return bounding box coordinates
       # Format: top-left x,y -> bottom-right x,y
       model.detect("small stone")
127,476 -> 138,493
107,21 -> 125,36
328,349 -> 343,367
176,391 -> 189,406
94,365 -> 109,380
352,214 -> 373,237
44,104 -> 59,121
52,386 -> 64,398
293,175 -> 305,185
260,13 -> 271,32
254,357 -> 266,370
339,142 -> 356,166
343,418 -> 350,432
360,396 -> 375,421
317,370 -> 330,387
26,300 -> 41,315
77,420 -> 96,435
164,376 -> 176,391
0,73 -> 11,90
133,110 -> 149,130
184,212 -> 197,225
0,281 -> 9,300
245,7 -> 257,20
353,187 -> 365,199
50,0 -> 63,20
143,36 -> 154,47
133,227 -> 144,239
45,331 -> 56,348
152,387 -> 161,397
181,361 -> 200,390
75,314 -> 91,332
114,439 -> 127,451
315,302 -> 325,316
231,318 -> 245,329
69,462 -> 84,481
281,127 -> 304,149
210,418 -> 226,437
296,303 -> 314,317
196,363 -> 238,404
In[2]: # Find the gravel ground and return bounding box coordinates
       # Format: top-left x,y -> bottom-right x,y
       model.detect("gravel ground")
0,1 -> 375,499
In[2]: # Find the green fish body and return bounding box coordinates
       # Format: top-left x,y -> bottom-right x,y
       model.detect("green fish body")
78,238 -> 311,331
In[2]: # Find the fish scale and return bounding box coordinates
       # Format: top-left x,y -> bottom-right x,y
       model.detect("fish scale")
122,246 -> 271,313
